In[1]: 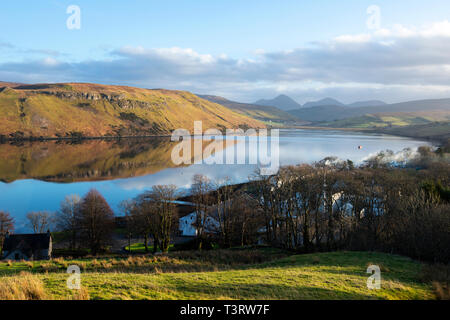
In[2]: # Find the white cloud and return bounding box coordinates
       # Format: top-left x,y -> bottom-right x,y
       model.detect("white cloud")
2,20 -> 450,103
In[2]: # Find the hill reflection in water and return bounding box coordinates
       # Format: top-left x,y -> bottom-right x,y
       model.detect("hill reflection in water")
0,138 -> 201,183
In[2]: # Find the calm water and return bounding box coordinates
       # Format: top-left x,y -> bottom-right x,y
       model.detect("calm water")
0,129 -> 429,231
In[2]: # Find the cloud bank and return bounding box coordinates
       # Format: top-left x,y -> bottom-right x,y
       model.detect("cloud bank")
1,21 -> 450,103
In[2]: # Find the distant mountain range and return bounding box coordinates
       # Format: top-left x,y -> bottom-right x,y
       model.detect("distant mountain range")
198,95 -> 303,124
253,95 -> 387,111
255,95 -> 301,111
288,98 -> 450,123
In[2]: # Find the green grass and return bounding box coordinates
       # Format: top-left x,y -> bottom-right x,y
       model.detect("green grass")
0,250 -> 435,300
124,243 -> 175,253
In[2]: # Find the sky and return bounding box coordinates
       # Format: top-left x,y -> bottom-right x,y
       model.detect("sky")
1,0 -> 450,104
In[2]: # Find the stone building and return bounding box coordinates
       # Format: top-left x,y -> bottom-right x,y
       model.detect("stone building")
2,231 -> 52,260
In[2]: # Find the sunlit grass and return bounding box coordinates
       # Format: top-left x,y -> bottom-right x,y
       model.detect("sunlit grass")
0,251 -> 434,300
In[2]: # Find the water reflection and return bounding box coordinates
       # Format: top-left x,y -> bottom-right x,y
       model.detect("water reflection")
0,138 -> 181,183
0,130 -> 428,231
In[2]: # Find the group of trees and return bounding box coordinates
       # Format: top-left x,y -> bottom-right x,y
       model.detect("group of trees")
122,185 -> 178,253
193,175 -> 262,249
55,189 -> 115,254
115,156 -> 449,263
120,175 -> 263,253
163,154 -> 448,263
250,159 -> 449,262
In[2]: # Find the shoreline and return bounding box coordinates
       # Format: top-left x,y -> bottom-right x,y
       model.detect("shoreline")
0,126 -> 444,147
284,125 -> 446,147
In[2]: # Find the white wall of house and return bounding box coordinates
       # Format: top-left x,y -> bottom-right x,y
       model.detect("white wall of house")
179,212 -> 219,237
179,212 -> 198,236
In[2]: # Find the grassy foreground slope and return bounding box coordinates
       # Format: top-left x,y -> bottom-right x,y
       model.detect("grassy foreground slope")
0,82 -> 264,138
0,251 -> 434,300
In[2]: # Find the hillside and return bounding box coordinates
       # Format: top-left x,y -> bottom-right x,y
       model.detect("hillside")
289,105 -> 349,122
375,122 -> 450,143
0,250 -> 436,300
320,110 -> 450,128
288,98 -> 450,122
302,98 -> 345,109
255,94 -> 302,111
0,82 -> 264,139
348,100 -> 387,108
198,95 -> 302,124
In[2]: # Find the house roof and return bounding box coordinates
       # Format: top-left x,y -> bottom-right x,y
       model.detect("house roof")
2,233 -> 51,256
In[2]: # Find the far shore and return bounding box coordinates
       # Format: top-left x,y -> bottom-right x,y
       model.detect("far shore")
282,125 -> 446,146
0,125 -> 445,147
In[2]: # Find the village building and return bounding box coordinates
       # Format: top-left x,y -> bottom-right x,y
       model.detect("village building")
179,211 -> 219,237
1,231 -> 52,261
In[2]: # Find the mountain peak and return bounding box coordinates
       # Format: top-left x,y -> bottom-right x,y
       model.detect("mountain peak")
302,98 -> 345,109
347,100 -> 387,108
254,94 -> 301,111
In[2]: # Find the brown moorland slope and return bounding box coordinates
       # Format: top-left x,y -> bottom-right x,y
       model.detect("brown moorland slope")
0,82 -> 264,139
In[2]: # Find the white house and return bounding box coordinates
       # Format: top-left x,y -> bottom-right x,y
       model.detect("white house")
179,211 -> 219,237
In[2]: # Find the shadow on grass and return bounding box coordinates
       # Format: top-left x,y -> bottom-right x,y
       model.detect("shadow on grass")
164,280 -> 378,300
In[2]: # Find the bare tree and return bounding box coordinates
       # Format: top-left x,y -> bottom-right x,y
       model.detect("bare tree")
0,211 -> 14,255
55,194 -> 81,250
123,185 -> 178,253
214,177 -> 234,248
191,174 -> 213,250
26,211 -> 54,234
77,189 -> 115,255
151,185 -> 178,252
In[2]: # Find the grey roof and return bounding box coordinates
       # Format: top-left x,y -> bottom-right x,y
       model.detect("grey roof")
2,233 -> 51,256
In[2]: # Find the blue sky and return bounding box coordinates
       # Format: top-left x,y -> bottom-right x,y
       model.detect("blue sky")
1,0 -> 450,103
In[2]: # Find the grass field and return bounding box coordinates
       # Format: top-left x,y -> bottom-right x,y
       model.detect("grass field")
124,243 -> 175,253
0,250 -> 437,300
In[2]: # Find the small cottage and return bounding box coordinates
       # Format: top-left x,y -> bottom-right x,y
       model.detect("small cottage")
179,211 -> 219,237
2,231 -> 52,261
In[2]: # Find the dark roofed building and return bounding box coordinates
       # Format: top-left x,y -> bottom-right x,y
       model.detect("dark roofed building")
2,231 -> 52,261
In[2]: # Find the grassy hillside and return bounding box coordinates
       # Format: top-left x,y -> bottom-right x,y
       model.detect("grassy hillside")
320,111 -> 450,129
375,122 -> 450,142
0,82 -> 264,139
0,250 -> 436,300
198,95 -> 301,125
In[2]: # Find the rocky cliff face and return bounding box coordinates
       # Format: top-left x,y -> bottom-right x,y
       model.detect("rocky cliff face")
35,90 -> 153,110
